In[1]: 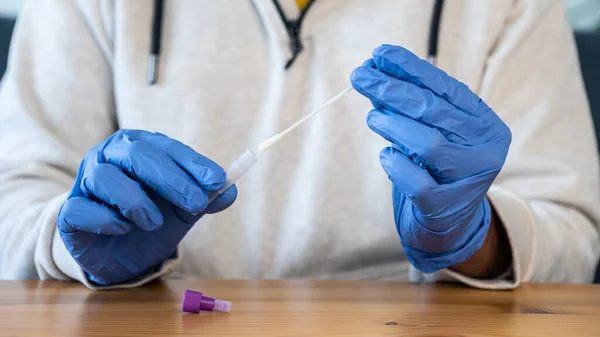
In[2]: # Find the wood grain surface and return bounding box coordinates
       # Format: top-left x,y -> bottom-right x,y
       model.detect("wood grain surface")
0,280 -> 598,336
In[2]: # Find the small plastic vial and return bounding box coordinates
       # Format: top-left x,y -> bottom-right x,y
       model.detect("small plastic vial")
207,149 -> 258,203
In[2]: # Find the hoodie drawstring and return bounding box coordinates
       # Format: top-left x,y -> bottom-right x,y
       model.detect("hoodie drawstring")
428,0 -> 444,66
148,0 -> 164,85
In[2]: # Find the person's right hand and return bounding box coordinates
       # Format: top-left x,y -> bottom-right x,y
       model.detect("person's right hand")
57,130 -> 237,285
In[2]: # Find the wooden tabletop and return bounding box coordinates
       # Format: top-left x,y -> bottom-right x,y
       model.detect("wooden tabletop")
0,280 -> 599,336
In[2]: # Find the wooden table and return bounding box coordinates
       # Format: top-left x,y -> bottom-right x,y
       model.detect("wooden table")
0,280 -> 599,336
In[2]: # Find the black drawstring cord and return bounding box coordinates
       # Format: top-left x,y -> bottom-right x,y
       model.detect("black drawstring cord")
148,0 -> 164,85
428,0 -> 444,66
271,0 -> 315,70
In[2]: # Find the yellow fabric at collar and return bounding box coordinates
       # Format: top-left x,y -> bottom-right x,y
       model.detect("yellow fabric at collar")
295,0 -> 310,11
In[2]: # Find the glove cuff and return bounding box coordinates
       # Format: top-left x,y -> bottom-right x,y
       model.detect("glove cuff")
403,197 -> 492,273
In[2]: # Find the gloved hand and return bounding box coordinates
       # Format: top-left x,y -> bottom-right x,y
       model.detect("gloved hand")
350,45 -> 511,273
57,130 -> 237,285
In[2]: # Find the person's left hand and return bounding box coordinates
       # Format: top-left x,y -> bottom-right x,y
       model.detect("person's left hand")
350,44 -> 512,273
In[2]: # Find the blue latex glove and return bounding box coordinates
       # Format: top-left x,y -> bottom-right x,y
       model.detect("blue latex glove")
350,45 -> 511,273
57,130 -> 237,285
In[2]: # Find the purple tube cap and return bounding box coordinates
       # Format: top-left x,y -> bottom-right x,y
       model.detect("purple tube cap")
182,290 -> 204,313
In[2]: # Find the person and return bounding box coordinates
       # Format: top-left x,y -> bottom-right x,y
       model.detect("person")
0,0 -> 598,289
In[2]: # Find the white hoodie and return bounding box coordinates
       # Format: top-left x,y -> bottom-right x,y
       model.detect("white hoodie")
0,0 -> 598,290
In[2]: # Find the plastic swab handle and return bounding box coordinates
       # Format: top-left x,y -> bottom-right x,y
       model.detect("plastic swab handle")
258,87 -> 353,153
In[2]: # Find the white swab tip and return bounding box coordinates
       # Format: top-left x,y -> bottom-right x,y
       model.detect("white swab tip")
258,134 -> 282,152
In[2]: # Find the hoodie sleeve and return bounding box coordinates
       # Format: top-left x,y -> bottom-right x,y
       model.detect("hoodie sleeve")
417,1 -> 600,288
0,0 -> 178,288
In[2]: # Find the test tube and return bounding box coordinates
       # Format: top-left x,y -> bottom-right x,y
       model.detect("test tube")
207,149 -> 259,203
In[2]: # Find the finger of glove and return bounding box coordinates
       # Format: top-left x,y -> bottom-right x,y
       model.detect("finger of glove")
81,163 -> 164,231
102,137 -> 209,214
351,66 -> 485,144
367,109 -> 473,183
360,58 -> 385,110
146,188 -> 201,233
57,197 -> 133,235
371,44 -> 491,117
362,58 -> 377,69
130,131 -> 226,191
379,147 -> 440,215
170,185 -> 238,224
205,184 -> 238,214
